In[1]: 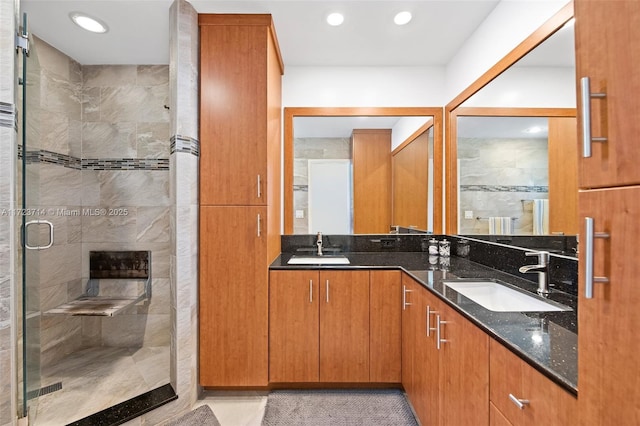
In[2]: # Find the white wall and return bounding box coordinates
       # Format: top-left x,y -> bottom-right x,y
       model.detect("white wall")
462,66 -> 576,108
283,66 -> 446,107
445,0 -> 571,103
391,116 -> 432,151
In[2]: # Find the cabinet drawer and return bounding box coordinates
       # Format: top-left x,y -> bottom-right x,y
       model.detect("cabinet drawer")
489,339 -> 576,426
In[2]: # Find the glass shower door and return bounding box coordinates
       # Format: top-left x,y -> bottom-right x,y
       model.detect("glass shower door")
16,12 -> 45,421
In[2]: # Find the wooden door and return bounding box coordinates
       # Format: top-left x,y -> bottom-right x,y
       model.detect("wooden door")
352,129 -> 392,233
199,206 -> 268,386
438,303 -> 489,425
392,130 -> 429,230
579,186 -> 640,424
199,21 -> 268,206
319,270 -> 370,382
269,270 -> 319,382
575,1 -> 640,188
369,270 -> 402,383
548,116 -> 578,235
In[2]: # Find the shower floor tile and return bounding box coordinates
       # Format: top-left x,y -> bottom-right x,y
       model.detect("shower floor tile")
32,345 -> 169,426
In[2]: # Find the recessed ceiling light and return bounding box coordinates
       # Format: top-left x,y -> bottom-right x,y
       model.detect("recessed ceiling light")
326,12 -> 344,26
69,12 -> 109,34
394,11 -> 412,26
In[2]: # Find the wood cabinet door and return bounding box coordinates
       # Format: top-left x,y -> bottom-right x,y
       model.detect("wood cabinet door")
319,270 -> 370,382
199,206 -> 268,386
269,270 -> 319,383
369,270 -> 402,383
490,339 -> 577,426
438,303 -> 489,426
392,130 -> 429,230
199,24 -> 268,206
579,186 -> 640,424
352,130 -> 392,233
401,276 -> 418,397
575,1 -> 640,188
412,284 -> 440,426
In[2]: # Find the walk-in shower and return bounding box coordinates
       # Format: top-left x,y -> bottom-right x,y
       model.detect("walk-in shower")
15,11 -> 173,424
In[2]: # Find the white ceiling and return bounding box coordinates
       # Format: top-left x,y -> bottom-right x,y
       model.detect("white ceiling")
20,0 -> 501,67
20,0 -> 574,139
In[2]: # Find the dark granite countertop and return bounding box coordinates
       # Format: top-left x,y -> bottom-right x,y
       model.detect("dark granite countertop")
270,251 -> 578,396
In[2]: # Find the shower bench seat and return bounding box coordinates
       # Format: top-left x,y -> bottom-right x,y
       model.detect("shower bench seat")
45,251 -> 151,317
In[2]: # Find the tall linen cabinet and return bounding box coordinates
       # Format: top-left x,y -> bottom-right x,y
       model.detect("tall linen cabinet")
198,14 -> 283,387
575,1 -> 640,424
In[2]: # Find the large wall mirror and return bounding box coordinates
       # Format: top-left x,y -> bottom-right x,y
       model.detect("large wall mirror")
284,107 -> 443,235
445,3 -> 576,247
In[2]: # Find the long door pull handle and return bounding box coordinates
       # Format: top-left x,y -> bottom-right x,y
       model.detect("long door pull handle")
580,76 -> 607,158
584,217 -> 610,299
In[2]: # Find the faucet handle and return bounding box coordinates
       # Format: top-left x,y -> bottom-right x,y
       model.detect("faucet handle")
525,251 -> 549,263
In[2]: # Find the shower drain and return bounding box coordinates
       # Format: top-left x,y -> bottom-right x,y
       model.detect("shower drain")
27,381 -> 62,399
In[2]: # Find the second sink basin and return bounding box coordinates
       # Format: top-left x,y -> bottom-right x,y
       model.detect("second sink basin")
443,280 -> 570,312
287,255 -> 350,265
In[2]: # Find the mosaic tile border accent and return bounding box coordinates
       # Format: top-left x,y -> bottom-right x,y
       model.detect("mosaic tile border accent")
460,185 -> 548,193
17,146 -> 169,171
170,134 -> 199,156
293,184 -> 308,192
0,102 -> 17,130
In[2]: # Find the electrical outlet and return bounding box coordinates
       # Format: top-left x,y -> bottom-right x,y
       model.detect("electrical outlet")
295,209 -> 305,219
464,210 -> 473,219
380,238 -> 396,248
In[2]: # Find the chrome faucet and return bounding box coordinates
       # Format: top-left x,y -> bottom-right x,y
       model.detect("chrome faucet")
316,232 -> 323,256
519,251 -> 550,296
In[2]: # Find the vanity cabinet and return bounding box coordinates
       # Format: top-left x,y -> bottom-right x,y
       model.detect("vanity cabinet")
198,14 -> 283,387
575,1 -> 640,424
578,186 -> 640,425
401,274 -> 489,426
489,339 -> 576,426
576,1 -> 640,188
270,269 -> 396,383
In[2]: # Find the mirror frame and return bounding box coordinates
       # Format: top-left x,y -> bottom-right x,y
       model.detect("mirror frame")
444,2 -> 574,233
284,107 -> 444,234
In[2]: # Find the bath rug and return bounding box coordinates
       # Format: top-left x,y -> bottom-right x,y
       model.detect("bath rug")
261,389 -> 418,426
165,404 -> 221,426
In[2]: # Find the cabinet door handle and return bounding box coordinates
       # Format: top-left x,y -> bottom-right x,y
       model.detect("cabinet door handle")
436,315 -> 449,350
584,217 -> 610,299
580,76 -> 607,158
257,214 -> 261,237
257,174 -> 262,198
426,305 -> 438,337
402,285 -> 413,310
309,279 -> 313,303
508,394 -> 530,410
325,280 -> 330,303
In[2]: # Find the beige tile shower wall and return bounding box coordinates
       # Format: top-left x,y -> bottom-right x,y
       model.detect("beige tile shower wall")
458,137 -> 548,234
293,137 -> 351,234
79,64 -> 170,349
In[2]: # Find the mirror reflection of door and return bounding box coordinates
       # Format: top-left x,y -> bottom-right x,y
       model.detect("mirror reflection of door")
308,160 -> 352,234
392,126 -> 432,230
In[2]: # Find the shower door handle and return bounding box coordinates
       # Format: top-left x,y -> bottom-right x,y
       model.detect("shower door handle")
24,220 -> 54,250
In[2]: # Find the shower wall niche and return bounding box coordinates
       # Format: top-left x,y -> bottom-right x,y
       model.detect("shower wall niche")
25,35 -> 170,423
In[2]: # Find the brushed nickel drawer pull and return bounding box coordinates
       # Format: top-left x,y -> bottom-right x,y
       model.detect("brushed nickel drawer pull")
509,393 -> 530,410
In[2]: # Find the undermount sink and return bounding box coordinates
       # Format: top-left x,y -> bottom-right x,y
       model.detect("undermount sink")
443,280 -> 570,312
287,255 -> 350,265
